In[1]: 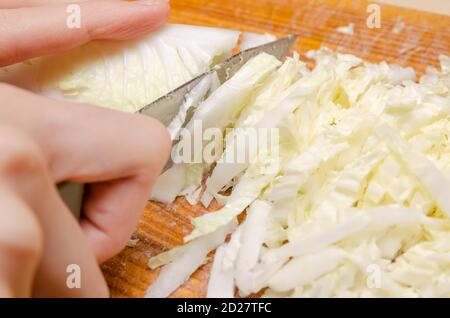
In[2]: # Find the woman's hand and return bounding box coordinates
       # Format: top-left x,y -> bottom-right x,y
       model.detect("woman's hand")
0,0 -> 171,297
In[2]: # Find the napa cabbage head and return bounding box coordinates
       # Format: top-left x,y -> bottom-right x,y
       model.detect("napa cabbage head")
36,24 -> 240,112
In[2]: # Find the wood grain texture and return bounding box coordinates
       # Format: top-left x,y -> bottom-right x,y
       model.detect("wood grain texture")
101,0 -> 450,298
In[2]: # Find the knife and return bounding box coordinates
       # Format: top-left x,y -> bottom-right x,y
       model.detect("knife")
60,35 -> 298,218
138,35 -> 298,127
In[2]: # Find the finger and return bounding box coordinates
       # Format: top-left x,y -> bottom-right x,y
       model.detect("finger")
0,84 -> 170,263
0,125 -> 108,297
65,103 -> 169,261
0,0 -> 88,9
0,0 -> 170,66
0,85 -> 171,184
0,189 -> 42,297
81,169 -> 160,262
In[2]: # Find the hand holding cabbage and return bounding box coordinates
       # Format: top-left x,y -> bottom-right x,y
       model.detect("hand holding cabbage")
0,0 -> 170,297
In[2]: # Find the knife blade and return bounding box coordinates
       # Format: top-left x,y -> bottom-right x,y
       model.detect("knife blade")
138,34 -> 298,173
138,35 -> 298,126
61,35 -> 298,218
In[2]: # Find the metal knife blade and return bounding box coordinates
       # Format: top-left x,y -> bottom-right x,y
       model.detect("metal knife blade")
213,34 -> 298,84
138,35 -> 298,126
61,35 -> 298,218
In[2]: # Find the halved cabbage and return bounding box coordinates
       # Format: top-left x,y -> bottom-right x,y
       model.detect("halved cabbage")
1,24 -> 240,113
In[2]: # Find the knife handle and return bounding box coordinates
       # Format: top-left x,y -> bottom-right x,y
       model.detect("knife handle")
57,182 -> 84,219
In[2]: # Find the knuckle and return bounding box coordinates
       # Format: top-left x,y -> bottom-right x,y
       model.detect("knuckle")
0,214 -> 43,264
0,232 -> 43,264
0,127 -> 46,176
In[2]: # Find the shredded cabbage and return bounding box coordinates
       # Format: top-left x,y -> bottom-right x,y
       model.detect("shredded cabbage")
149,48 -> 450,298
207,244 -> 235,298
150,52 -> 281,204
146,219 -> 237,298
20,23 -> 448,298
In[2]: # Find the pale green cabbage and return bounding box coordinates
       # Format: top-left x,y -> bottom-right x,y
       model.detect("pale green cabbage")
149,48 -> 450,298
150,52 -> 281,204
1,24 -> 240,112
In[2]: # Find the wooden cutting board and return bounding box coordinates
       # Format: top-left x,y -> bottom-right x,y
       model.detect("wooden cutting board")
101,0 -> 450,298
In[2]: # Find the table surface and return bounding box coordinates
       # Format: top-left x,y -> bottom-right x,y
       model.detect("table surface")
101,0 -> 450,298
